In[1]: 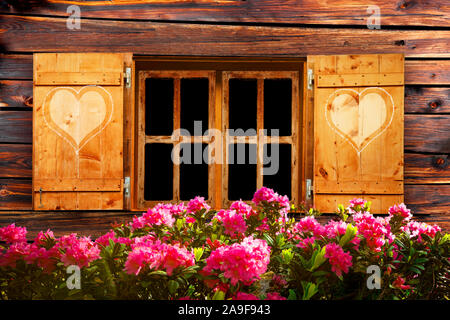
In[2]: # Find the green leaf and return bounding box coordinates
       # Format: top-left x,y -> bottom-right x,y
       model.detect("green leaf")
193,247 -> 204,262
339,224 -> 357,247
287,289 -> 297,300
168,280 -> 179,295
212,290 -> 225,300
263,234 -> 274,247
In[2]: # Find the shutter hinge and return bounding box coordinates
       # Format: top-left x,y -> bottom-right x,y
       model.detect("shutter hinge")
124,67 -> 131,88
307,69 -> 314,90
306,179 -> 313,200
123,176 -> 130,197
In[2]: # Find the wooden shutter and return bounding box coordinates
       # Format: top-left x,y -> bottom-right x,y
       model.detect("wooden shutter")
310,54 -> 404,214
33,53 -> 125,210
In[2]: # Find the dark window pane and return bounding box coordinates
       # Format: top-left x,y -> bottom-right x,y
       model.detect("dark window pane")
144,144 -> 173,200
145,78 -> 174,136
264,79 -> 292,136
229,79 -> 257,136
180,143 -> 209,200
228,143 -> 257,200
180,78 -> 209,136
263,144 -> 291,199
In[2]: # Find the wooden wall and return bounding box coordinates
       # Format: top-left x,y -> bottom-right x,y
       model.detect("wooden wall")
0,0 -> 448,238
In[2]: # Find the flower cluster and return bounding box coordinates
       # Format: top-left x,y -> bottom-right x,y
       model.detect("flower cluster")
353,212 -> 393,252
0,223 -> 27,244
324,243 -> 353,277
55,234 -> 100,268
252,187 -> 290,212
204,236 -> 271,286
124,240 -> 194,276
401,220 -> 441,242
389,203 -> 413,222
214,209 -> 247,237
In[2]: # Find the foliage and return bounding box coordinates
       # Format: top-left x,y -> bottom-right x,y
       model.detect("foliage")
0,189 -> 448,300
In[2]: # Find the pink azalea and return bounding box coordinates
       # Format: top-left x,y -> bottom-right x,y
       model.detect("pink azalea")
353,212 -> 393,252
293,216 -> 326,238
230,200 -> 257,218
0,224 -> 27,243
132,205 -> 176,229
389,203 -> 412,222
296,236 -> 316,250
234,292 -> 259,300
266,292 -> 287,300
55,234 -> 101,268
0,241 -> 30,268
324,243 -> 353,277
401,221 -> 441,242
392,276 -> 412,290
252,187 -> 277,205
187,196 -> 210,213
214,209 -> 247,237
204,236 -> 271,286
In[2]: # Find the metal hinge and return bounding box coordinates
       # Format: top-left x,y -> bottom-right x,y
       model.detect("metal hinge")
123,176 -> 130,197
307,69 -> 314,90
124,67 -> 131,88
306,179 -> 313,200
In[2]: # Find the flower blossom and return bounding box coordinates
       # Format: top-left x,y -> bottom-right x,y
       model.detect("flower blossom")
392,276 -> 412,290
293,216 -> 326,238
230,200 -> 257,218
234,292 -> 259,300
388,203 -> 412,222
0,224 -> 27,243
132,205 -> 175,229
204,236 -> 271,286
55,234 -> 100,268
324,243 -> 353,277
266,292 -> 286,300
187,197 -> 210,213
401,221 -> 441,242
124,240 -> 194,276
214,209 -> 247,237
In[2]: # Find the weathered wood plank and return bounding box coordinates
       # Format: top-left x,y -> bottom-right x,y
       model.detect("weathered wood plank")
405,61 -> 450,85
1,15 -> 449,57
405,115 -> 450,154
0,80 -> 33,109
405,184 -> 450,215
0,54 -> 33,79
1,0 -> 448,27
405,87 -> 450,114
0,144 -> 32,178
405,153 -> 449,184
0,111 -> 32,143
0,179 -> 32,210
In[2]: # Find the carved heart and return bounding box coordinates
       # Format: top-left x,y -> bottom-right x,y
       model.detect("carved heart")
325,87 -> 394,153
42,86 -> 113,153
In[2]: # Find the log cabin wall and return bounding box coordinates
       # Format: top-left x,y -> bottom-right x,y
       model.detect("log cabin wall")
0,0 -> 448,238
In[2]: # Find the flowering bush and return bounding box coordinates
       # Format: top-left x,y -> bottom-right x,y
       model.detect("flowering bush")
0,188 -> 449,300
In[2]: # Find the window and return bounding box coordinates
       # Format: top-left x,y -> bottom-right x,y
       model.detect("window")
135,59 -> 304,210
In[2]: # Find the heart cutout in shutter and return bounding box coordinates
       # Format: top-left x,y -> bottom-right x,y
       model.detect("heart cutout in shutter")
42,86 -> 114,154
325,87 -> 395,154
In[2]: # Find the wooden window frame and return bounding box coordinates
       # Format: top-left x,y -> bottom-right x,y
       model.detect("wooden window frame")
132,57 -> 306,211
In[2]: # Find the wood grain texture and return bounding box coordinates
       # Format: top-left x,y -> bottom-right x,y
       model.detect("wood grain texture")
1,0 -> 448,27
0,111 -> 32,143
1,15 -> 449,58
0,179 -> 32,210
405,184 -> 450,215
405,153 -> 449,184
405,115 -> 450,153
0,54 -> 33,80
0,80 -> 33,109
405,87 -> 450,114
0,144 -> 32,178
405,60 -> 450,85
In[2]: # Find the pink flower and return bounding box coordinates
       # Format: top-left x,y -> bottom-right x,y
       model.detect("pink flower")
187,196 -> 210,213
293,216 -> 326,238
353,212 -> 392,252
214,209 -> 247,237
25,245 -> 59,273
392,276 -> 412,290
324,243 -> 353,277
230,200 -> 257,218
124,240 -> 194,276
324,220 -> 360,248
204,236 -> 271,286
252,187 -> 277,205
0,224 -> 27,243
389,203 -> 412,221
0,242 -> 30,267
234,292 -> 259,300
132,205 -> 175,229
272,274 -> 287,289
266,292 -> 286,300
33,229 -> 55,247
401,221 -> 441,242
296,236 -> 316,250
348,198 -> 368,213
55,234 -> 100,268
